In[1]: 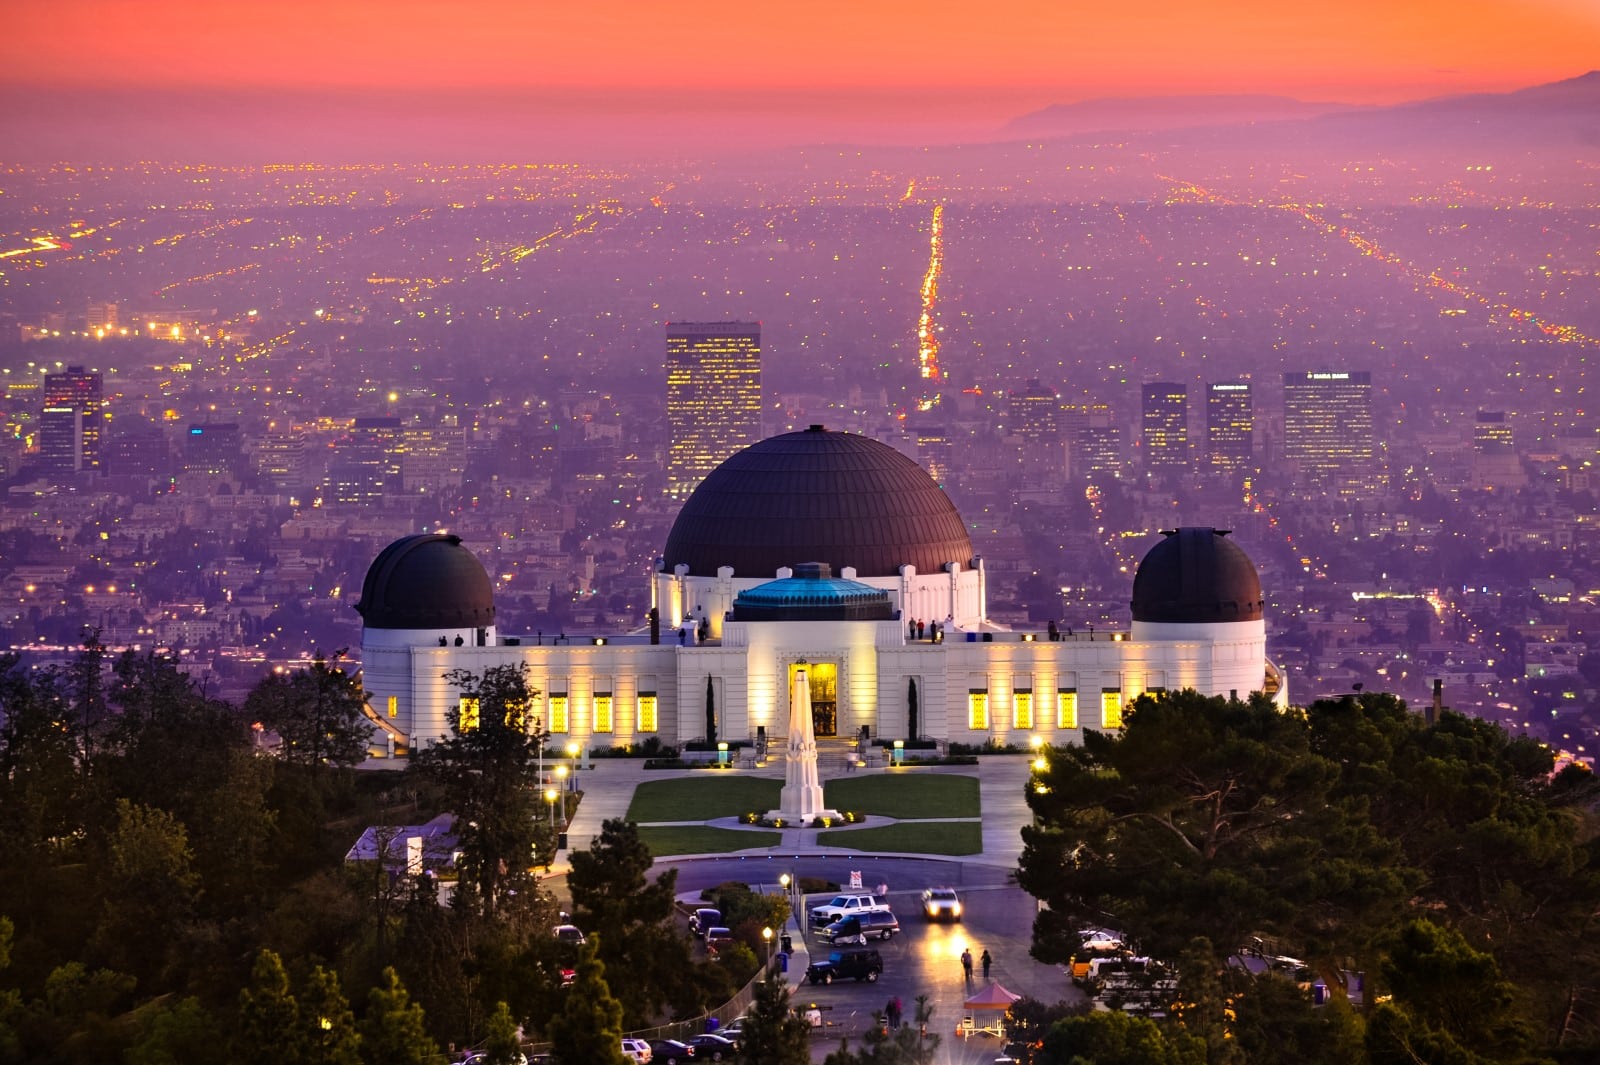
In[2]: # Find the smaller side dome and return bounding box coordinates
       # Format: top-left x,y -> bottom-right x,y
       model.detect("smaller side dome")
732,561 -> 895,622
1130,528 -> 1263,624
356,533 -> 496,630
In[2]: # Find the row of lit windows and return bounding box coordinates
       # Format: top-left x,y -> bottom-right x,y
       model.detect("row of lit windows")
963,687 -> 1140,731
449,693 -> 658,734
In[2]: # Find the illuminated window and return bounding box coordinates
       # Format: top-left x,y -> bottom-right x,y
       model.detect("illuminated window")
1101,689 -> 1123,729
637,692 -> 658,733
1057,688 -> 1078,729
593,693 -> 613,734
386,694 -> 397,718
967,689 -> 989,731
549,694 -> 569,734
1013,689 -> 1033,730
459,697 -> 480,732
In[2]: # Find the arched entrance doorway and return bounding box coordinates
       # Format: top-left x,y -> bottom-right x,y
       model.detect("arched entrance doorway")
789,661 -> 838,737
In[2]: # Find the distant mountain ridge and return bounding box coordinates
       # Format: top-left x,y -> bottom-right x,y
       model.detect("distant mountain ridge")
1001,71 -> 1600,148
1003,94 -> 1355,137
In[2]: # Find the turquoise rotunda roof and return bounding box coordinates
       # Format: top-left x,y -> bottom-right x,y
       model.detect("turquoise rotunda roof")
731,562 -> 895,622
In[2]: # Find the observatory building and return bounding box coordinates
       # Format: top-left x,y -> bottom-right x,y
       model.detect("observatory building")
356,426 -> 1284,756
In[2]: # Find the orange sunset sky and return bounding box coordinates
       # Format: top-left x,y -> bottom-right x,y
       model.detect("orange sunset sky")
2,0 -> 1597,158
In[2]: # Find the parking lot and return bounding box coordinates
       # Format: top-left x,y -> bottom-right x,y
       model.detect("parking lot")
789,883 -> 1085,1064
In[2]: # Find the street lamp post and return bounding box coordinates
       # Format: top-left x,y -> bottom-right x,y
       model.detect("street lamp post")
762,926 -> 773,971
565,741 -> 579,790
544,787 -> 558,829
780,871 -> 799,936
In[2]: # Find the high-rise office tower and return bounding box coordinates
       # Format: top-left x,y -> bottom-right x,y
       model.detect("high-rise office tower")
1141,382 -> 1189,472
37,406 -> 85,477
1471,410 -> 1524,490
41,365 -> 103,475
1206,382 -> 1253,471
331,416 -> 406,502
183,423 -> 243,476
106,424 -> 170,479
1009,380 -> 1060,446
1063,402 -> 1124,483
1282,371 -> 1374,486
665,322 -> 761,499
257,428 -> 308,490
1009,379 -> 1063,479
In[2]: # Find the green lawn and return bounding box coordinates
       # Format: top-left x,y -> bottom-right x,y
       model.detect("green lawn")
626,776 -> 782,822
636,824 -> 781,857
814,821 -> 983,856
823,773 -> 980,819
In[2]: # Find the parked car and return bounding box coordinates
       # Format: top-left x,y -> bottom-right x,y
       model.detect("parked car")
687,1033 -> 738,1060
647,1038 -> 694,1064
553,924 -> 586,945
689,907 -> 722,937
806,948 -> 884,985
822,909 -> 900,943
920,886 -> 962,921
809,893 -> 891,925
463,1055 -> 527,1065
620,1037 -> 654,1062
704,926 -> 733,954
1079,927 -> 1123,953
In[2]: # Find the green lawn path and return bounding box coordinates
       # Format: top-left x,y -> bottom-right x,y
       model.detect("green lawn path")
637,824 -> 781,856
823,773 -> 980,819
626,776 -> 781,821
815,821 -> 983,855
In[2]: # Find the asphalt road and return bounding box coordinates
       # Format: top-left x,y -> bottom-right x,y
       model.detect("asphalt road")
663,856 -> 1086,1064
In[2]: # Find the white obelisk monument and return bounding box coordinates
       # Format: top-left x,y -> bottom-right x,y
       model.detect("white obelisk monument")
768,663 -> 840,823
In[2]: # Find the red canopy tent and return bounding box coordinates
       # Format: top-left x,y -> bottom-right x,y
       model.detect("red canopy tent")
960,981 -> 1021,1037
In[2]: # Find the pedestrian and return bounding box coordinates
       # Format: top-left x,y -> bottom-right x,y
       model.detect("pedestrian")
917,619 -> 925,640
891,996 -> 903,1029
981,948 -> 992,979
960,948 -> 973,981
1047,619 -> 1059,641
908,618 -> 917,639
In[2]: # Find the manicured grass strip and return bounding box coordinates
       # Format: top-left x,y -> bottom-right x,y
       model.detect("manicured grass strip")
823,773 -> 980,819
636,825 -> 781,857
626,777 -> 783,822
814,821 -> 982,856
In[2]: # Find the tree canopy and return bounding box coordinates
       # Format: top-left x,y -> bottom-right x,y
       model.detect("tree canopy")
1018,690 -> 1600,1058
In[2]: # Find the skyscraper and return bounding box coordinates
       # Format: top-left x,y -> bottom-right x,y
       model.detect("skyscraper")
41,365 -> 103,475
1472,410 -> 1524,490
1008,380 -> 1060,446
1064,402 -> 1124,483
1141,382 -> 1188,472
665,321 -> 762,499
1282,371 -> 1374,487
1206,382 -> 1253,472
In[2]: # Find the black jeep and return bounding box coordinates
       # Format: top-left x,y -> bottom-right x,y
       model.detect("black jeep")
806,948 -> 884,985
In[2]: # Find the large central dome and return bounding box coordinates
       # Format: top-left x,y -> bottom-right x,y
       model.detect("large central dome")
662,426 -> 975,579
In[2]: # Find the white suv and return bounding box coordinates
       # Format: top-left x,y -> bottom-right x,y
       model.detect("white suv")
621,1037 -> 653,1062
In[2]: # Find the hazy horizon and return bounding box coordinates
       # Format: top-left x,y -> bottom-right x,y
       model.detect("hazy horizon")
3,0 -> 1598,162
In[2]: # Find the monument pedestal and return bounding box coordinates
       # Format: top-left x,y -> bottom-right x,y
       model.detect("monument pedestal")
765,666 -> 841,824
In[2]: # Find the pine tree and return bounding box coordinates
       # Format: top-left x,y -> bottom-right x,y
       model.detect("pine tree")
300,965 -> 361,1065
546,938 -> 628,1065
480,1000 -> 524,1065
733,972 -> 810,1064
358,967 -> 439,1065
236,950 -> 305,1065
